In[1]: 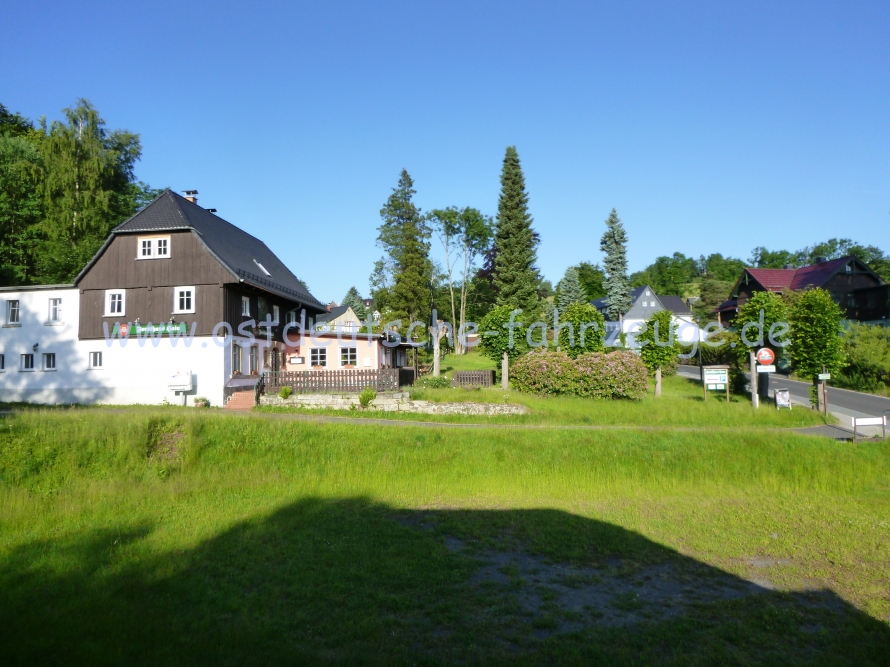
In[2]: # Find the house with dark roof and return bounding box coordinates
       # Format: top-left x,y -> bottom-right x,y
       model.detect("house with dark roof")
716,256 -> 888,324
591,285 -> 702,348
0,190 -> 330,406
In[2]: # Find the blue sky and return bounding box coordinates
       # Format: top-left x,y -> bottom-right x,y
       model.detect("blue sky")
3,1 -> 888,302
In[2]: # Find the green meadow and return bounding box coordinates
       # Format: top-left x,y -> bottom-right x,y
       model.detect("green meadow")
1,397 -> 888,665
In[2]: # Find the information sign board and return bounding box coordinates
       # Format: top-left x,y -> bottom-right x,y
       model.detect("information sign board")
703,367 -> 728,388
817,373 -> 831,380
775,389 -> 791,409
758,365 -> 776,373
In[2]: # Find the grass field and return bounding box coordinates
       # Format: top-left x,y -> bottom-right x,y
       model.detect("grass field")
258,374 -> 831,428
1,399 -> 888,665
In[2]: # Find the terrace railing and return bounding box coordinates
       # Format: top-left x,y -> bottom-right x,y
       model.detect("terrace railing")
263,369 -> 401,393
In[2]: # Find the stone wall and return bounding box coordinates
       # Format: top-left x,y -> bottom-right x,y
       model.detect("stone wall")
259,391 -> 529,416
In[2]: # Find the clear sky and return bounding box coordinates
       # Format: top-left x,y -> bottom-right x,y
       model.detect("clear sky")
3,1 -> 888,302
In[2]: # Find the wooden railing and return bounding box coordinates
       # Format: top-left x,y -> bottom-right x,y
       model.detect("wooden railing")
263,369 -> 401,393
451,370 -> 496,388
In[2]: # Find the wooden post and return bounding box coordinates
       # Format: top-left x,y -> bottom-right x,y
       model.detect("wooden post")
749,352 -> 759,409
655,367 -> 662,397
501,352 -> 509,391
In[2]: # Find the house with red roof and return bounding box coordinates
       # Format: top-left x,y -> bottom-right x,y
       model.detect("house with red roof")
716,256 -> 888,325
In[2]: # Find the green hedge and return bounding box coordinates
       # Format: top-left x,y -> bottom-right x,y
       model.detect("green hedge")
511,348 -> 648,399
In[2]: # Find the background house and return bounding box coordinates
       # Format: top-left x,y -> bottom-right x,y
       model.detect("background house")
591,286 -> 702,348
716,255 -> 888,325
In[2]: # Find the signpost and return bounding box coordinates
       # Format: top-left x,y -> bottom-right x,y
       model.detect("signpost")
755,348 -> 775,365
702,365 -> 730,402
852,416 -> 887,442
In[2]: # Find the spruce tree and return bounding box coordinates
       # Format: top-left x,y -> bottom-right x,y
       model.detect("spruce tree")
557,266 -> 585,310
341,286 -> 368,320
599,208 -> 632,324
377,170 -> 431,325
493,146 -> 539,314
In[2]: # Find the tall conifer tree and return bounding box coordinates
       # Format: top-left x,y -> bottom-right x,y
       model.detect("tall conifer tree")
376,169 -> 431,325
556,266 -> 585,310
493,146 -> 539,313
599,208 -> 632,324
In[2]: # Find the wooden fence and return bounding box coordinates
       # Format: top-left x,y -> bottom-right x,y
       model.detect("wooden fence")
263,369 -> 402,393
451,370 -> 496,388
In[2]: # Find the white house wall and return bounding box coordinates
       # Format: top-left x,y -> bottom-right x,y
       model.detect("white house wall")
1,287 -> 228,407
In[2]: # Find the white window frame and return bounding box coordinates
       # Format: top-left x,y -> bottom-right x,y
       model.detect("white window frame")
340,347 -> 357,367
272,305 -> 280,324
42,352 -> 56,371
249,346 -> 259,373
20,353 -> 34,371
310,348 -> 327,368
6,299 -> 20,325
232,344 -> 242,374
173,286 -> 196,314
47,297 -> 63,324
137,236 -> 171,260
241,296 -> 251,316
105,290 -> 125,317
89,351 -> 103,369
286,310 -> 298,325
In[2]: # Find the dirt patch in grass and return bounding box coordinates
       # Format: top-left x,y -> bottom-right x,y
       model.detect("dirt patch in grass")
146,427 -> 186,462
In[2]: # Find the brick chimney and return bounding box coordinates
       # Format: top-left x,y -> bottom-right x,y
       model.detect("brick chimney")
183,190 -> 198,204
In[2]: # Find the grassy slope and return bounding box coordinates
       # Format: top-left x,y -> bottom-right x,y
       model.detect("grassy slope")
259,374 -> 830,428
1,409 -> 889,665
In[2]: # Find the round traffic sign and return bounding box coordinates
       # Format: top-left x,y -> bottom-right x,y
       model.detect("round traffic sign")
755,347 -> 775,365
120,323 -> 129,337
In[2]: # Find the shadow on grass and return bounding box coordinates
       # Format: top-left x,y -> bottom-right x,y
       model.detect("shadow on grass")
1,499 -> 887,666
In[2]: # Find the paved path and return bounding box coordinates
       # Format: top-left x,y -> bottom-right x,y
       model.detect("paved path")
679,365 -> 890,437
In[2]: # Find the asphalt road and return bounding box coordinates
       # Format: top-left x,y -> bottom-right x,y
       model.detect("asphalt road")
678,365 -> 890,422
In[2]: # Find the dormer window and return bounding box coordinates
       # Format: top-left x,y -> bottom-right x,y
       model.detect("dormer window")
137,236 -> 171,260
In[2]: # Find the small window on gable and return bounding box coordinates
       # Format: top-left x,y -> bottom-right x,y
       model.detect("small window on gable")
846,263 -> 852,273
645,289 -> 651,296
137,236 -> 171,259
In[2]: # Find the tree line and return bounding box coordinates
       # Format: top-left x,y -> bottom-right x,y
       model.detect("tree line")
0,100 -> 159,286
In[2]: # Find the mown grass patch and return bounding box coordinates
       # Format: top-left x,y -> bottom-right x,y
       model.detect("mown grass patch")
1,409 -> 888,665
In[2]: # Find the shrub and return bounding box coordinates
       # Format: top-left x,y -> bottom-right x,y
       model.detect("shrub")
417,374 -> 450,389
511,348 -> 648,400
358,386 -> 376,409
834,323 -> 890,393
555,303 -> 606,358
636,310 -> 678,375
278,386 -> 293,399
193,397 -> 210,408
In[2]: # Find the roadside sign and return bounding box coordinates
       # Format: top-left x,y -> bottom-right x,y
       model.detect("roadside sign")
703,367 -> 728,388
755,348 -> 775,365
818,373 -> 831,380
758,365 -> 776,373
775,389 -> 791,409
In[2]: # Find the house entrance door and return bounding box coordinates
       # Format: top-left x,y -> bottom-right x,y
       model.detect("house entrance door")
271,349 -> 280,372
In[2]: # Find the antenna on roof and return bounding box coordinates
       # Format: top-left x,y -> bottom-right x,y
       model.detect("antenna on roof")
183,190 -> 198,204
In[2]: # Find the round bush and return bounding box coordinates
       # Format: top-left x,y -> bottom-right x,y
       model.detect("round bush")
511,348 -> 648,400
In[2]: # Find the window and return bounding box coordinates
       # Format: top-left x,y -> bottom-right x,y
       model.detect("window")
48,298 -> 62,323
272,305 -> 280,324
0,354 -> 5,371
89,351 -> 103,369
341,321 -> 357,333
21,353 -> 34,371
232,344 -> 242,374
845,263 -> 852,273
258,297 -> 269,321
645,289 -> 651,296
105,290 -> 125,317
340,347 -> 357,367
241,296 -> 250,316
6,300 -> 20,325
249,346 -> 259,373
286,310 -> 298,325
310,348 -> 327,367
137,236 -> 171,259
173,286 -> 195,314
42,353 -> 56,371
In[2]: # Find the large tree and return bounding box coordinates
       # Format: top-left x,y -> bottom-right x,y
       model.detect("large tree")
375,169 -> 431,326
37,99 -> 142,283
493,146 -> 539,314
788,288 -> 845,401
576,261 -> 606,301
599,208 -> 632,325
428,206 -> 492,354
